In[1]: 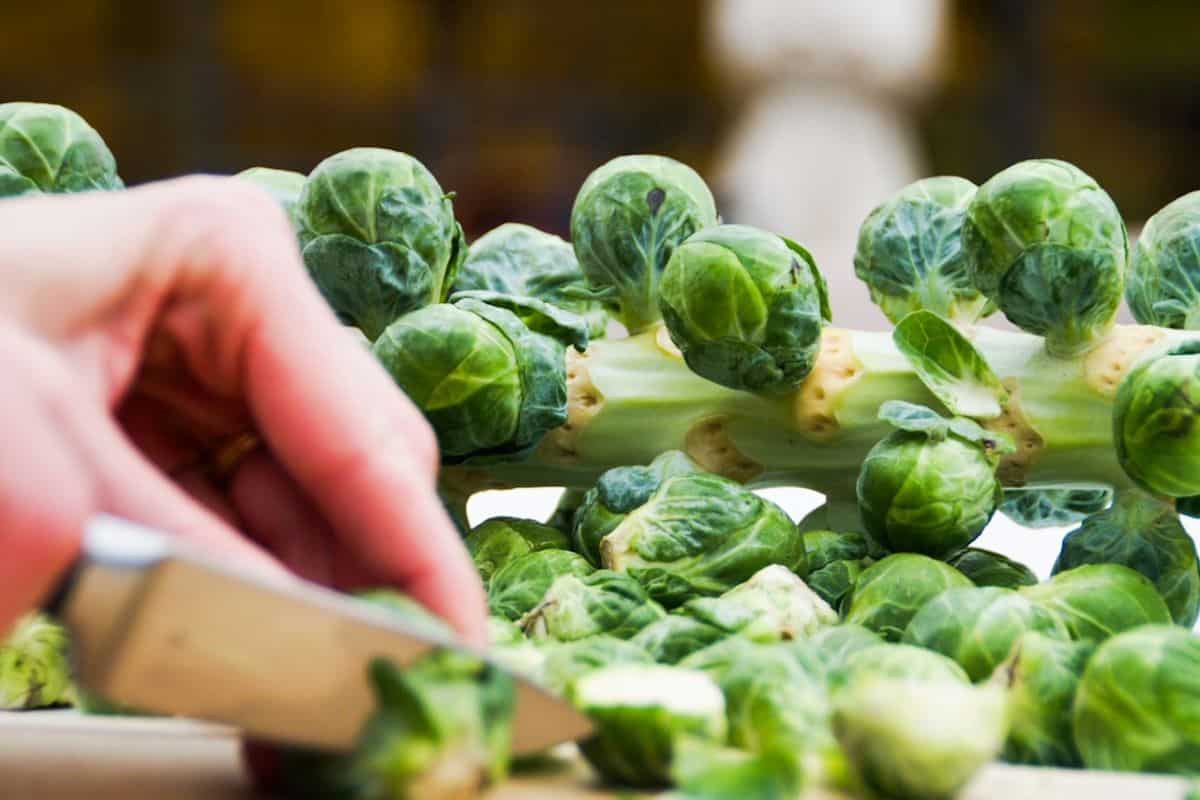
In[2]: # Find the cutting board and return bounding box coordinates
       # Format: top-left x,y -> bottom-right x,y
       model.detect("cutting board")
0,711 -> 1192,799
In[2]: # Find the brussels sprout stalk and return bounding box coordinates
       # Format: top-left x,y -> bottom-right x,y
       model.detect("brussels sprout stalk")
447,323 -> 1192,499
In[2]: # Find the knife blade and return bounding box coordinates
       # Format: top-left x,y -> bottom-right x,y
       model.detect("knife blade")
48,514 -> 592,754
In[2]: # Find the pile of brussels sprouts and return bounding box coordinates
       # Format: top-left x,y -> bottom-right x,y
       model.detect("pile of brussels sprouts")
6,102 -> 1200,799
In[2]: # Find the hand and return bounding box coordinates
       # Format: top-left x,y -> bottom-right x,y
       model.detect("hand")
0,177 -> 486,642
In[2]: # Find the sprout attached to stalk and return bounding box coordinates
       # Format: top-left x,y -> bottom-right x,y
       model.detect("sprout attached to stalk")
855,176 -> 993,325
373,293 -> 587,463
1127,190 -> 1200,329
856,402 -> 1010,558
453,222 -> 611,338
0,102 -> 123,197
1113,340 -> 1200,498
298,147 -> 466,340
962,158 -> 1128,357
659,224 -> 829,394
571,155 -> 718,333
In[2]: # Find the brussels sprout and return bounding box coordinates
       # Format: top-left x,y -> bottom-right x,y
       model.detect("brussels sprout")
374,294 -> 585,463
902,587 -> 1068,682
279,592 -> 515,799
832,675 -> 1007,800
1114,340 -> 1200,498
539,635 -> 653,696
962,158 -> 1127,356
1127,190 -> 1200,329
856,402 -> 1006,558
805,624 -> 885,677
572,664 -> 727,788
999,486 -> 1113,529
1052,491 -> 1200,626
520,570 -> 666,642
486,550 -> 594,622
572,450 -> 702,565
669,741 -> 805,800
632,616 -> 730,665
855,176 -> 994,324
701,642 -> 833,765
452,223 -> 610,337
658,224 -> 827,394
677,636 -> 763,684
1073,625 -> 1200,774
1021,563 -> 1172,642
0,614 -> 73,709
808,558 -> 872,611
594,473 -> 805,608
571,154 -> 718,333
1001,631 -> 1094,767
946,548 -> 1038,589
802,530 -> 871,571
635,565 -> 836,663
693,564 -> 835,640
234,167 -> 305,229
278,655 -> 514,800
297,147 -> 466,339
838,643 -> 970,687
843,553 -> 973,641
464,517 -> 569,585
573,456 -> 804,607
0,102 -> 122,197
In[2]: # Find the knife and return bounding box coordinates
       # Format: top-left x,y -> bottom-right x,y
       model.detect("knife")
47,514 -> 593,754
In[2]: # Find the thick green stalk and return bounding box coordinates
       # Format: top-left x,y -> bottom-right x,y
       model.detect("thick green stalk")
444,324 -> 1189,498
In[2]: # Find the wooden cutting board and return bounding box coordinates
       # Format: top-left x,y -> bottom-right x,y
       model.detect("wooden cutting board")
0,711 -> 1192,799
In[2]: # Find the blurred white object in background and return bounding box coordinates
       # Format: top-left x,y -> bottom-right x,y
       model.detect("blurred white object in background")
706,0 -> 948,330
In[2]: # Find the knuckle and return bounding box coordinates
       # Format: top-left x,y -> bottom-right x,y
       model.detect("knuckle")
150,176 -> 296,267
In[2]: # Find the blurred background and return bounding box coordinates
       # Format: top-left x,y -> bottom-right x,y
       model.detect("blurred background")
9,0 -> 1200,329
9,0 -> 1200,573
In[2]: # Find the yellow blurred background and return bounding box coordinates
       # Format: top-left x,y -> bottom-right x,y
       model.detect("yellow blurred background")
6,0 -> 1200,324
